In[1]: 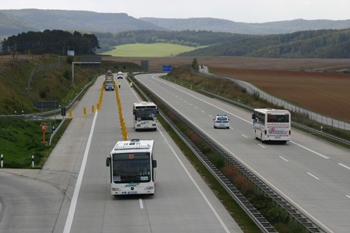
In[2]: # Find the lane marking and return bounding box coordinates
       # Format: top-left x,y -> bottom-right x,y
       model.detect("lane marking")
209,115 -> 212,118
338,163 -> 350,170
152,76 -> 331,161
139,199 -> 144,209
307,172 -> 320,180
63,112 -> 98,233
279,156 -> 289,162
346,195 -> 350,199
258,144 -> 265,148
241,134 -> 247,138
195,107 -> 197,109
158,129 -> 231,233
201,111 -> 204,113
138,75 -> 335,233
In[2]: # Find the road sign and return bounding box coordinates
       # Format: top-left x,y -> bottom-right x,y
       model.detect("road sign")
33,101 -> 60,109
163,65 -> 172,72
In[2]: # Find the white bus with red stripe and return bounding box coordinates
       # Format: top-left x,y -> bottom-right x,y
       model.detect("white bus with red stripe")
252,109 -> 291,144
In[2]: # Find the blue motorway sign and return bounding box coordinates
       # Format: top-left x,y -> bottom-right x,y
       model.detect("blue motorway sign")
162,65 -> 172,72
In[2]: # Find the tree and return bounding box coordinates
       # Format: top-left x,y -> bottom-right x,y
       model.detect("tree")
191,57 -> 199,70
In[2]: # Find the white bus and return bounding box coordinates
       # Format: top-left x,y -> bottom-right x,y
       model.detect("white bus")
106,139 -> 157,195
133,102 -> 158,131
252,109 -> 291,144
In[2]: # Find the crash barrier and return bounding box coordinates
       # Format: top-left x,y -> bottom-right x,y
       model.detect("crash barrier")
131,75 -> 326,233
114,84 -> 128,140
192,67 -> 350,131
198,89 -> 350,147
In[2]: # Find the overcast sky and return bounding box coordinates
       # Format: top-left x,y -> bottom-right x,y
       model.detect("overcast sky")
2,0 -> 350,23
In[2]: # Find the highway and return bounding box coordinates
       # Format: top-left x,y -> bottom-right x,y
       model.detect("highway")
0,74 -> 242,233
0,72 -> 349,233
135,73 -> 350,233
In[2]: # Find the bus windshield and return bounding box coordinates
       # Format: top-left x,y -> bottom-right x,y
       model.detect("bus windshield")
112,153 -> 151,183
267,114 -> 289,123
135,109 -> 157,121
106,81 -> 113,85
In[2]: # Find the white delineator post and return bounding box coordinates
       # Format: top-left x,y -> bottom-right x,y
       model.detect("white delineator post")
32,155 -> 34,168
1,154 -> 3,168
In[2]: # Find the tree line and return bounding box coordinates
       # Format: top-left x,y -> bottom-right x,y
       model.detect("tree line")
178,29 -> 350,58
1,30 -> 100,55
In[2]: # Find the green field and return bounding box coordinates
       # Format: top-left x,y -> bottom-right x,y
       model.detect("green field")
99,43 -> 206,57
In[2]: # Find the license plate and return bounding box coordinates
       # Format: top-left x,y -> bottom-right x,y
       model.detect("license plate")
128,191 -> 137,194
275,136 -> 281,139
220,124 -> 224,126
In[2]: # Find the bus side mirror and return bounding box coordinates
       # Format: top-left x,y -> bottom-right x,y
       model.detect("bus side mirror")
106,157 -> 111,167
157,110 -> 159,114
133,110 -> 135,115
252,114 -> 256,119
152,160 -> 157,168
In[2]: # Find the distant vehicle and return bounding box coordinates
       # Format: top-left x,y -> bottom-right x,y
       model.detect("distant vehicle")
106,70 -> 113,79
133,102 -> 158,131
213,114 -> 230,129
104,79 -> 115,91
117,71 -> 123,79
252,108 -> 291,144
106,139 -> 157,195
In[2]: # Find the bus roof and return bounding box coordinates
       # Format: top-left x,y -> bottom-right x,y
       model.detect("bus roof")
133,102 -> 157,107
112,139 -> 154,153
254,108 -> 290,114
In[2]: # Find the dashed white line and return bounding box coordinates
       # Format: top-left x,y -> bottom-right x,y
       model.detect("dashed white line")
258,144 -> 265,148
241,134 -> 247,138
195,107 -> 197,109
209,115 -> 212,118
279,156 -> 289,162
139,199 -> 144,209
338,163 -> 350,170
346,195 -> 350,199
201,111 -> 204,113
307,172 -> 320,180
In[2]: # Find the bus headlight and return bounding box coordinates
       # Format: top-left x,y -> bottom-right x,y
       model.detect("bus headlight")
112,188 -> 121,191
144,186 -> 154,190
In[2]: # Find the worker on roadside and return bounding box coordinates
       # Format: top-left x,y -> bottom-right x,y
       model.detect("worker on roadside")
118,81 -> 121,88
130,81 -> 133,88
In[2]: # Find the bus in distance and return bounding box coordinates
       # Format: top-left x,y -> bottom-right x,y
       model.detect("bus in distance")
133,101 -> 158,131
252,108 -> 291,144
106,139 -> 157,195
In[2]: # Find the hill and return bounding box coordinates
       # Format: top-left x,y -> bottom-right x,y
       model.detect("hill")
0,11 -> 39,38
0,9 -> 166,35
140,17 -> 350,34
177,29 -> 350,58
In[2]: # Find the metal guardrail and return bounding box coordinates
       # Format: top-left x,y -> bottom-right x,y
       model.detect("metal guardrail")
49,118 -> 66,146
132,76 -> 277,233
199,89 -> 350,147
133,75 -> 327,233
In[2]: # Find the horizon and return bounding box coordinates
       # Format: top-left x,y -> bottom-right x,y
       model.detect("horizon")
1,0 -> 350,23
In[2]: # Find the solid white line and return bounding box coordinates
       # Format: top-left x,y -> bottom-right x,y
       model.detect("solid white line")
152,76 -> 331,161
141,75 -> 335,233
63,112 -> 98,233
158,129 -> 231,233
258,144 -> 265,148
279,156 -> 289,162
307,172 -> 320,180
139,199 -> 144,209
241,134 -> 247,138
338,163 -> 350,170
290,141 -> 329,159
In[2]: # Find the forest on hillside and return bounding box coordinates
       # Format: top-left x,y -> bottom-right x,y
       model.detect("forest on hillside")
178,29 -> 350,58
1,30 -> 100,55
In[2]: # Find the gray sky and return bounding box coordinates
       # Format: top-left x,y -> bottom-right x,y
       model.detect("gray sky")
2,0 -> 350,23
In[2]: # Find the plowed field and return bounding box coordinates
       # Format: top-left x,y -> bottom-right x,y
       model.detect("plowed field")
103,56 -> 350,121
